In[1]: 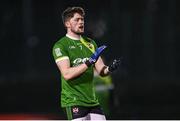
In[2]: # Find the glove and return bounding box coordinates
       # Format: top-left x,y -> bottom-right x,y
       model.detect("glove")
85,45 -> 107,67
108,58 -> 121,72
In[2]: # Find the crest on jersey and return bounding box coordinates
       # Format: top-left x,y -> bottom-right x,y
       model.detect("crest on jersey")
87,43 -> 93,49
55,48 -> 62,57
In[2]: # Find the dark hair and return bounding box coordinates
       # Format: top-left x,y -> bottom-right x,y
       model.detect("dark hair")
62,7 -> 85,25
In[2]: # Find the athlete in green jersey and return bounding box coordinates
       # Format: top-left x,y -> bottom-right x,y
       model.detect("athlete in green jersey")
52,7 -> 121,120
53,35 -> 99,107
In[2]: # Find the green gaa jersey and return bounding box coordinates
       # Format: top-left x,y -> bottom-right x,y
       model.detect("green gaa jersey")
52,35 -> 99,107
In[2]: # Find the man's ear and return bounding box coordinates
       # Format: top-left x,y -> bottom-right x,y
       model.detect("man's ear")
65,21 -> 70,28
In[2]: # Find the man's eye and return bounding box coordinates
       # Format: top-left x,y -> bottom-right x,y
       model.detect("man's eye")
74,18 -> 84,21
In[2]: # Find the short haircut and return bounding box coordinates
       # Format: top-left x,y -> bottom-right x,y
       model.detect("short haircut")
62,7 -> 85,25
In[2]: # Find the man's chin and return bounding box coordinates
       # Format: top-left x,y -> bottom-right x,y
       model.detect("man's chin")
76,31 -> 84,35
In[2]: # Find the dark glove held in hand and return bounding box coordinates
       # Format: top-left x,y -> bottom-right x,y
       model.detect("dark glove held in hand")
108,59 -> 121,72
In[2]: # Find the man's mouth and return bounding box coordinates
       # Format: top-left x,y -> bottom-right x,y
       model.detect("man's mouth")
79,26 -> 84,29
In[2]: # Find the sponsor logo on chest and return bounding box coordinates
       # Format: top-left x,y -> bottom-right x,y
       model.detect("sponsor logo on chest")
69,46 -> 76,49
73,57 -> 89,66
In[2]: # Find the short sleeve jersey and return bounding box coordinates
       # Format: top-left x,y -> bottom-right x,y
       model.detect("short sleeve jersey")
52,35 -> 99,107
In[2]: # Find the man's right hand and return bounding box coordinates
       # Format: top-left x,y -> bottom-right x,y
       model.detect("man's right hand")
85,45 -> 107,67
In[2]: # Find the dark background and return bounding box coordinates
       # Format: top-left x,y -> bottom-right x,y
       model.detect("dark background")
0,0 -> 180,119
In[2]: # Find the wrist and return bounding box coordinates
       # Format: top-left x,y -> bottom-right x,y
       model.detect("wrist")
85,60 -> 92,67
100,66 -> 110,76
107,66 -> 112,73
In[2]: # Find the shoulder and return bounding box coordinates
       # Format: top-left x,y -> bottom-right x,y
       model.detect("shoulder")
82,35 -> 96,43
55,36 -> 67,44
53,36 -> 68,47
81,36 -> 98,49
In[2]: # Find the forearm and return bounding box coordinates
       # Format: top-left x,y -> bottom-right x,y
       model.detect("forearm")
63,63 -> 88,80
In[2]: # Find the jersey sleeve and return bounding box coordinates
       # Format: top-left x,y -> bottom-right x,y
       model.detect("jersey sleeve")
52,42 -> 69,63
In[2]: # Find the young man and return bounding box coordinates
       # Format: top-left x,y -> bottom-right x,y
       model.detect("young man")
52,7 -> 120,120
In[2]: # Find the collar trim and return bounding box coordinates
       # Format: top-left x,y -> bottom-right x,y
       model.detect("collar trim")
66,34 -> 80,40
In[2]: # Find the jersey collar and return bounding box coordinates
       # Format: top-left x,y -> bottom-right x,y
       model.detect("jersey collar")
66,34 -> 80,40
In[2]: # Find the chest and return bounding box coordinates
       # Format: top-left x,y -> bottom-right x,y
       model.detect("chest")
67,41 -> 93,66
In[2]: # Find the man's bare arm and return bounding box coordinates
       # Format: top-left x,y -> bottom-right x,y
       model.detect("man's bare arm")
56,58 -> 88,80
95,57 -> 110,77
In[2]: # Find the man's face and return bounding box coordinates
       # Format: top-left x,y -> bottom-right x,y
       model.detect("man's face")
66,13 -> 84,34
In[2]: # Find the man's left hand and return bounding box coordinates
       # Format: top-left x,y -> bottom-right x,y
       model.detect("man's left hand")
108,58 -> 121,72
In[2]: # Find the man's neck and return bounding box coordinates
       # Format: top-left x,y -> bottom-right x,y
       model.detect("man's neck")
66,32 -> 80,40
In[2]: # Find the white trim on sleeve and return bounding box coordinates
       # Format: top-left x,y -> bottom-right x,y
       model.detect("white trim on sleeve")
55,56 -> 69,63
